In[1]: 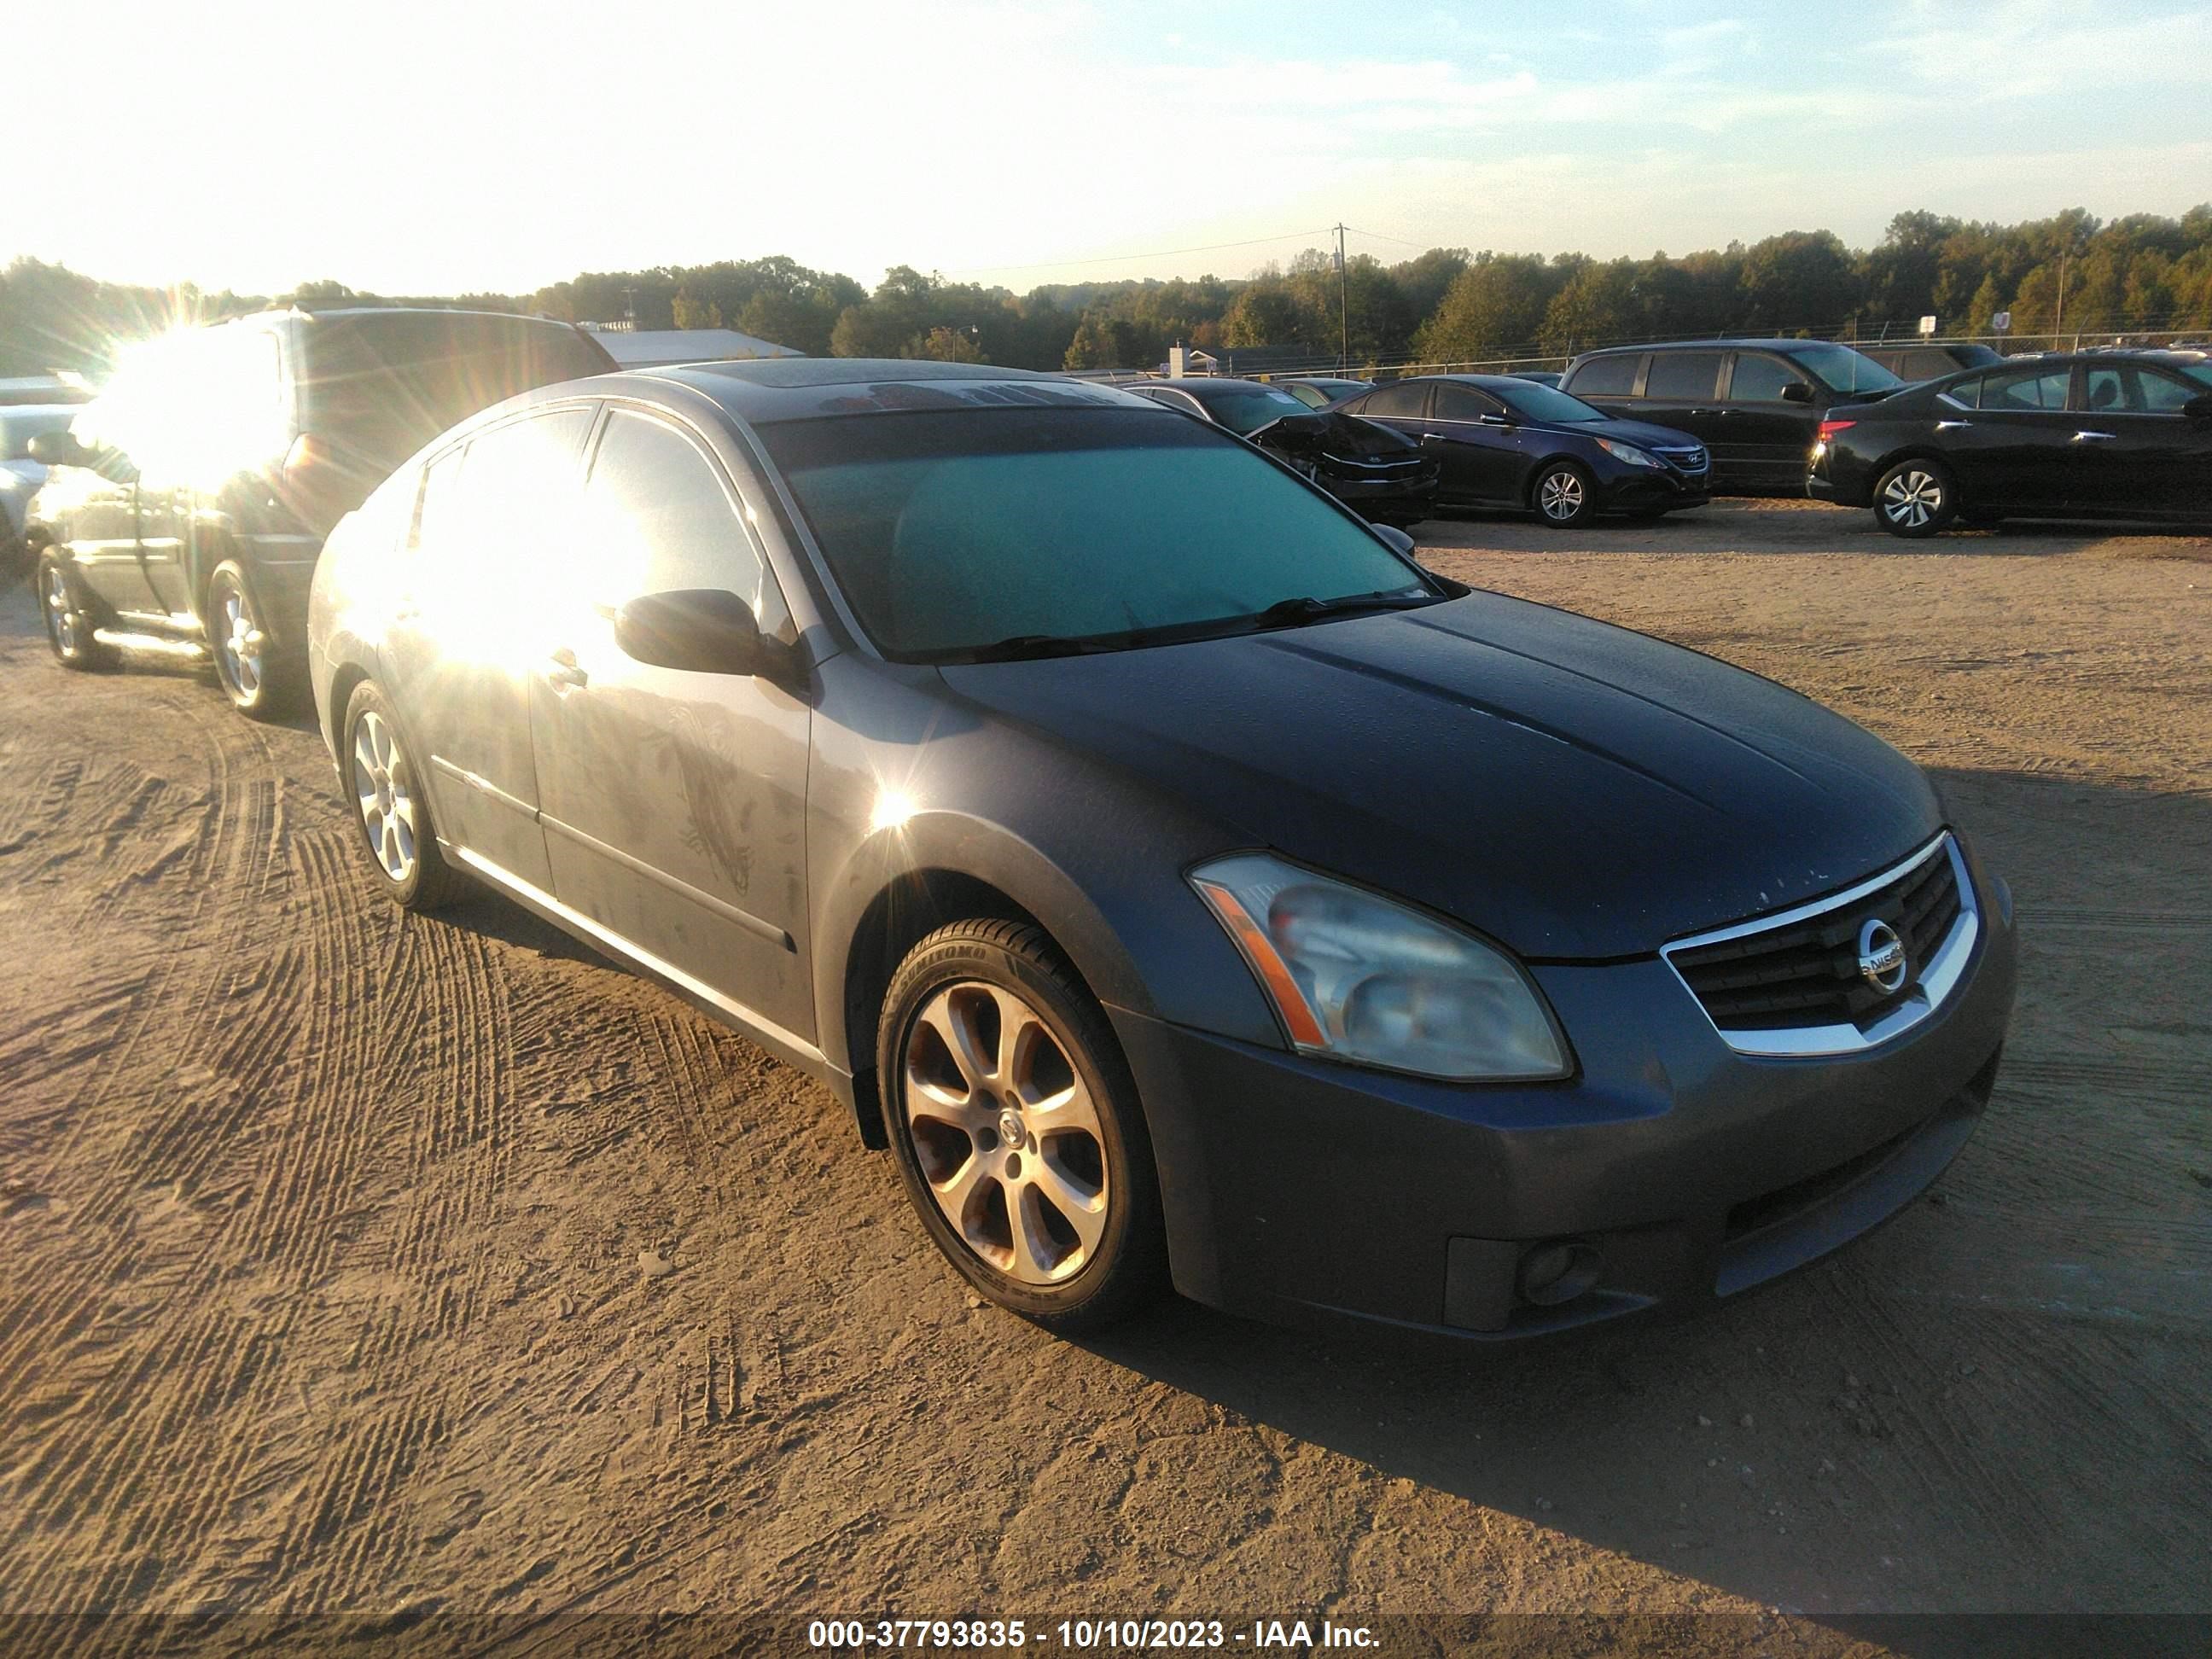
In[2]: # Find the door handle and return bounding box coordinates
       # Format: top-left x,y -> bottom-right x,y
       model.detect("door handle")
1419,431 -> 1447,441
542,648 -> 588,690
1935,420 -> 1973,432
2071,430 -> 2116,443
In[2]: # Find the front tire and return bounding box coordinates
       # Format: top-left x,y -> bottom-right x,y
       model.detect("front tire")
206,560 -> 300,719
879,919 -> 1168,1332
38,553 -> 117,671
1874,460 -> 1958,538
1531,462 -> 1597,528
341,680 -> 469,911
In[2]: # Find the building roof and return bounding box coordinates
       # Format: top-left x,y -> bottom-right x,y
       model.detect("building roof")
588,328 -> 805,367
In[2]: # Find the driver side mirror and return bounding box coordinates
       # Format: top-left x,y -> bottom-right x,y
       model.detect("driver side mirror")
1372,524 -> 1416,556
614,589 -> 790,681
1779,381 -> 1815,405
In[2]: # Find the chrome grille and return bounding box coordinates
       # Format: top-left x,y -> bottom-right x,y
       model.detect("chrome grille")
1653,444 -> 1708,475
1662,835 -> 1979,1057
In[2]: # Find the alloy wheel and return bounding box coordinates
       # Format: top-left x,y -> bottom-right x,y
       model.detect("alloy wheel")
351,711 -> 418,883
44,566 -> 79,655
1539,469 -> 1585,521
216,579 -> 264,698
1882,469 -> 1943,528
902,980 -> 1110,1285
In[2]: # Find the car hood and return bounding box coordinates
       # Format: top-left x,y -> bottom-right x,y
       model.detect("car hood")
937,591 -> 1940,959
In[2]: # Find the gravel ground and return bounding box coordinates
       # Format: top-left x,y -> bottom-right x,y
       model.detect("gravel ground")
1,499 -> 2208,1653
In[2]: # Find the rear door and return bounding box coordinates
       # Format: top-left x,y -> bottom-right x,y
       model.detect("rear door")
1343,379 -> 1430,442
1932,364 -> 2076,509
1722,351 -> 1820,492
1425,381 -> 1527,504
1634,352 -> 1732,484
384,402 -> 599,890
529,405 -> 815,1042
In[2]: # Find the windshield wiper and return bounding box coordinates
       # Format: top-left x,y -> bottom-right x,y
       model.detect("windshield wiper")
1249,589 -> 1437,629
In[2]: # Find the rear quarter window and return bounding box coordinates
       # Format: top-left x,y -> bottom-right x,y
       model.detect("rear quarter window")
1565,355 -> 1639,397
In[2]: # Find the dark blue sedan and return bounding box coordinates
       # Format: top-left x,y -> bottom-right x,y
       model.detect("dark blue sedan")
1338,374 -> 1713,526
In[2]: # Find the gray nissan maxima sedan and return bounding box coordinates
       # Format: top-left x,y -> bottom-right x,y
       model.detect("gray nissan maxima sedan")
307,359 -> 2017,1342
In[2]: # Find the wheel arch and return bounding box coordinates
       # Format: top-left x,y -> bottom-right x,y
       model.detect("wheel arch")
837,867 -> 1055,1150
1526,451 -> 1595,507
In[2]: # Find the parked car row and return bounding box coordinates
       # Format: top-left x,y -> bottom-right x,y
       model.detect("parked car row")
27,306 -> 615,713
22,346 -> 2017,1346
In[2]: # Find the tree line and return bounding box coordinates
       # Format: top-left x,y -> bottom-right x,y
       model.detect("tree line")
6,205 -> 2210,381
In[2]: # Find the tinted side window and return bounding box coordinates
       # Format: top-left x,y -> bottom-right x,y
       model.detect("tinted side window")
1644,352 -> 1723,400
2081,366 -> 2131,414
583,409 -> 789,636
1433,383 -> 1504,421
2131,367 -> 2199,414
1942,377 -> 1982,410
1360,382 -> 1429,418
1906,349 -> 1960,381
1728,354 -> 1807,403
1982,368 -> 2071,411
1567,355 -> 1639,397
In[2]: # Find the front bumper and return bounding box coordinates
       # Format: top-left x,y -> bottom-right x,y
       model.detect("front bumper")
1110,860 -> 2017,1342
1318,467 -> 1441,525
1593,465 -> 1709,515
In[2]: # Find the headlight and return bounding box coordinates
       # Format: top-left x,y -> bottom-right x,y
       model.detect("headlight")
1595,439 -> 1659,469
1189,853 -> 1570,1080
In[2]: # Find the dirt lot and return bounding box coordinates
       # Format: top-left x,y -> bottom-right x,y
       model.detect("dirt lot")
2,500 -> 2208,1651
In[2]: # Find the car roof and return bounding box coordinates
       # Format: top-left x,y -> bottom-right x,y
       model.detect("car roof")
648,358 -> 1159,422
1578,338 -> 1849,357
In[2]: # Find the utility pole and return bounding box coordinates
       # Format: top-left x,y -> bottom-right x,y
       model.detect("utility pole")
2054,247 -> 2067,340
1335,223 -> 1348,374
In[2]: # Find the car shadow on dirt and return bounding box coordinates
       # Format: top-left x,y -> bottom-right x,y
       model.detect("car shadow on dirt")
1076,764 -> 2212,1626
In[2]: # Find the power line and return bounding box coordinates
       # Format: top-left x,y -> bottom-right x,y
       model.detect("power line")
947,227 -> 1336,277
1342,224 -> 1437,251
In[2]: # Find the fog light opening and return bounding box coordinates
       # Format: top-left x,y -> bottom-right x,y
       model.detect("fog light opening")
1516,1239 -> 1603,1307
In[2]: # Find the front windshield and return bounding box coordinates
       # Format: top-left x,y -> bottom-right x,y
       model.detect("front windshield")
757,408 -> 1433,661
1493,381 -> 1610,424
1200,385 -> 1312,434
1792,342 -> 1906,396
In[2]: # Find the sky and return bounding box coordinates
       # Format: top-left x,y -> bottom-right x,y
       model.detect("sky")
13,0 -> 2211,300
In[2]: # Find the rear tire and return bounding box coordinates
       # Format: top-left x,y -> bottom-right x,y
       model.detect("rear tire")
206,560 -> 300,719
341,680 -> 469,911
38,553 -> 117,671
1874,459 -> 1958,538
1531,462 -> 1597,528
879,918 -> 1168,1333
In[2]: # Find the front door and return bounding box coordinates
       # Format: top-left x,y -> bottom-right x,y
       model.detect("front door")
2074,362 -> 2212,519
530,405 -> 815,1044
1426,381 -> 1528,504
384,403 -> 599,891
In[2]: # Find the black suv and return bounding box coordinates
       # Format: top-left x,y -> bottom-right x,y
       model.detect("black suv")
1559,339 -> 1904,493
29,307 -> 614,715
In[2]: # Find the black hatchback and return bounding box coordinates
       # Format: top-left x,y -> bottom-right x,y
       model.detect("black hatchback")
1809,350 -> 2212,536
1336,374 -> 1710,527
1560,339 -> 1904,494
